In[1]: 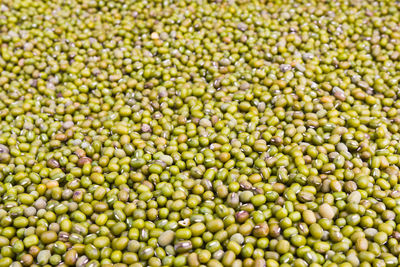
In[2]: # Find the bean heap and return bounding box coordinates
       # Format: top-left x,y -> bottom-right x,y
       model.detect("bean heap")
0,0 -> 400,266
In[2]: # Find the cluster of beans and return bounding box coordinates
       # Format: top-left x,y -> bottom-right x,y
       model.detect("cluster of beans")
0,0 -> 400,266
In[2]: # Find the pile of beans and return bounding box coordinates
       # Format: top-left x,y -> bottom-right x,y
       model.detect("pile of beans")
0,0 -> 400,266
